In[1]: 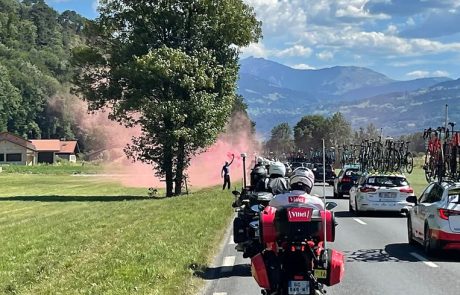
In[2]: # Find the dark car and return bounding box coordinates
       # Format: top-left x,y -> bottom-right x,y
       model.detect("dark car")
333,167 -> 362,198
313,163 -> 336,185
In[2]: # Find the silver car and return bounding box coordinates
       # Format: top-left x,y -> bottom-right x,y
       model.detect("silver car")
407,182 -> 460,255
349,173 -> 415,215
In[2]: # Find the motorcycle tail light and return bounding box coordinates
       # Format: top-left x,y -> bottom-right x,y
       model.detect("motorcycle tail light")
360,187 -> 376,193
438,208 -> 460,220
342,177 -> 351,183
399,187 -> 414,193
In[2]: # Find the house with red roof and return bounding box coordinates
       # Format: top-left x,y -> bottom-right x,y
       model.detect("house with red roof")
0,132 -> 79,165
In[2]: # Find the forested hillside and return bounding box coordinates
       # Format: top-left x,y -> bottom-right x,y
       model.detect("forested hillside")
0,0 -> 85,140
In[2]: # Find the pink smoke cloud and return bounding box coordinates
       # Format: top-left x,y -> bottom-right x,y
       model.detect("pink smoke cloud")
64,95 -> 260,189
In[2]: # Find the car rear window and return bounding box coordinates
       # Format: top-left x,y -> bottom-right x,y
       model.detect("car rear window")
345,169 -> 360,176
448,188 -> 460,203
366,176 -> 408,187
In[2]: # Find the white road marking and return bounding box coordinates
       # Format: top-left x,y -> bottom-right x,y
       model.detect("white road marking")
410,252 -> 439,268
229,235 -> 235,245
352,218 -> 367,225
213,293 -> 227,295
221,256 -> 236,273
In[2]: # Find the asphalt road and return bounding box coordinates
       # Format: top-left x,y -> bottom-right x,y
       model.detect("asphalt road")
200,184 -> 460,295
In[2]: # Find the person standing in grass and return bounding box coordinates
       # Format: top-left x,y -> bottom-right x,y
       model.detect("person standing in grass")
221,154 -> 235,190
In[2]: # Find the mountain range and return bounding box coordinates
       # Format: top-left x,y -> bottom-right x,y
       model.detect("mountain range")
237,57 -> 459,136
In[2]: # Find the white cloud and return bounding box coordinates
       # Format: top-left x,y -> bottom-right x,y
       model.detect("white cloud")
240,42 -> 269,58
317,50 -> 334,61
275,45 -> 312,57
406,70 -> 449,78
406,70 -> 430,78
291,63 -> 316,70
432,70 -> 449,77
386,24 -> 399,35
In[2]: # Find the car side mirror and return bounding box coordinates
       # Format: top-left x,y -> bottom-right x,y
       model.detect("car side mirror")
406,195 -> 417,204
325,202 -> 338,210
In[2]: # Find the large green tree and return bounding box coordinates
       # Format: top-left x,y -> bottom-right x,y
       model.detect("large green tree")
72,0 -> 261,196
294,115 -> 329,151
265,123 -> 294,155
294,113 -> 353,151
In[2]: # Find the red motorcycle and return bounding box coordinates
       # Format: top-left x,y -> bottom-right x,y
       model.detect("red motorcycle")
251,203 -> 344,295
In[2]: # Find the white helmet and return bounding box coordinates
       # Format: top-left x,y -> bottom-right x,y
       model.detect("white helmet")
290,167 -> 315,190
269,161 -> 286,177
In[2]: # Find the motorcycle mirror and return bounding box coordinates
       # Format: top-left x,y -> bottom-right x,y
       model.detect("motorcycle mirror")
325,202 -> 338,210
232,190 -> 241,196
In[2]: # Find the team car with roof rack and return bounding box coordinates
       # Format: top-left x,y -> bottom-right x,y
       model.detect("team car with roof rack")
349,173 -> 415,215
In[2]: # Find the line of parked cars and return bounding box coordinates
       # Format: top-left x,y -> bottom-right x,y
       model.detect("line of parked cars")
332,164 -> 460,255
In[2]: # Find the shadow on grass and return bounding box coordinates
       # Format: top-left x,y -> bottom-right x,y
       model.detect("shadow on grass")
0,195 -> 159,202
191,263 -> 251,280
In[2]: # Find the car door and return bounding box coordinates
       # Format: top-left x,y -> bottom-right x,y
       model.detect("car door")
412,183 -> 434,239
349,175 -> 363,207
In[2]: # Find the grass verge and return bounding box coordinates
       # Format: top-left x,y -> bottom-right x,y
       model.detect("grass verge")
0,174 -> 234,295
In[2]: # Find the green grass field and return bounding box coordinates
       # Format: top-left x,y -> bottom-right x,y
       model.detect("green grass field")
0,163 -> 102,175
0,173 -> 234,295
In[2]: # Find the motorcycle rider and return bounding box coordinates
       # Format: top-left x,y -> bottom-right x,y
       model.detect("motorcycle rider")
265,161 -> 289,195
269,167 -> 324,210
250,163 -> 268,192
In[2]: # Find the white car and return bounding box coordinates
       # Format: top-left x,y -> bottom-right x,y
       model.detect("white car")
349,173 -> 415,215
406,182 -> 460,255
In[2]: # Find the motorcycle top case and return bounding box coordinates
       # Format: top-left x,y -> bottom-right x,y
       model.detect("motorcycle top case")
274,205 -> 336,242
317,249 -> 345,287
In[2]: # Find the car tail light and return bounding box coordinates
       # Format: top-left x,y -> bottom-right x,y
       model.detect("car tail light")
342,177 -> 351,183
438,208 -> 460,220
399,187 -> 414,194
360,187 -> 376,193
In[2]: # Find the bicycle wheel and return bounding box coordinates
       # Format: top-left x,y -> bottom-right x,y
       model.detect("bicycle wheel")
405,152 -> 414,174
424,153 -> 433,183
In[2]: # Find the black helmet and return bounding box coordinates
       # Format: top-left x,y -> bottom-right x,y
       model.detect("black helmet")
251,165 -> 267,187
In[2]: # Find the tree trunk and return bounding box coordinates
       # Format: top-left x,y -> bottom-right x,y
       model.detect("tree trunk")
164,145 -> 174,197
174,138 -> 186,196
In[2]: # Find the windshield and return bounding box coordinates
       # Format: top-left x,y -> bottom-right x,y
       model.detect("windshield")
366,176 -> 408,187
448,188 -> 460,203
345,169 -> 360,177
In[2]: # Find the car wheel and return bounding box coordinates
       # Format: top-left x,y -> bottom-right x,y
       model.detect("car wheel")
424,224 -> 439,256
354,197 -> 362,216
407,217 -> 416,246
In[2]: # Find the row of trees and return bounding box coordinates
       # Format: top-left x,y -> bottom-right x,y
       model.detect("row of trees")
265,113 -> 426,156
265,113 -> 354,154
0,0 -> 86,139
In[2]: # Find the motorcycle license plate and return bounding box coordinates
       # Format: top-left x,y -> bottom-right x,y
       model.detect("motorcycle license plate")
314,269 -> 327,279
288,281 -> 309,295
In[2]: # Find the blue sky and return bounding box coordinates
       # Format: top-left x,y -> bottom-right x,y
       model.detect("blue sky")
46,0 -> 460,81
